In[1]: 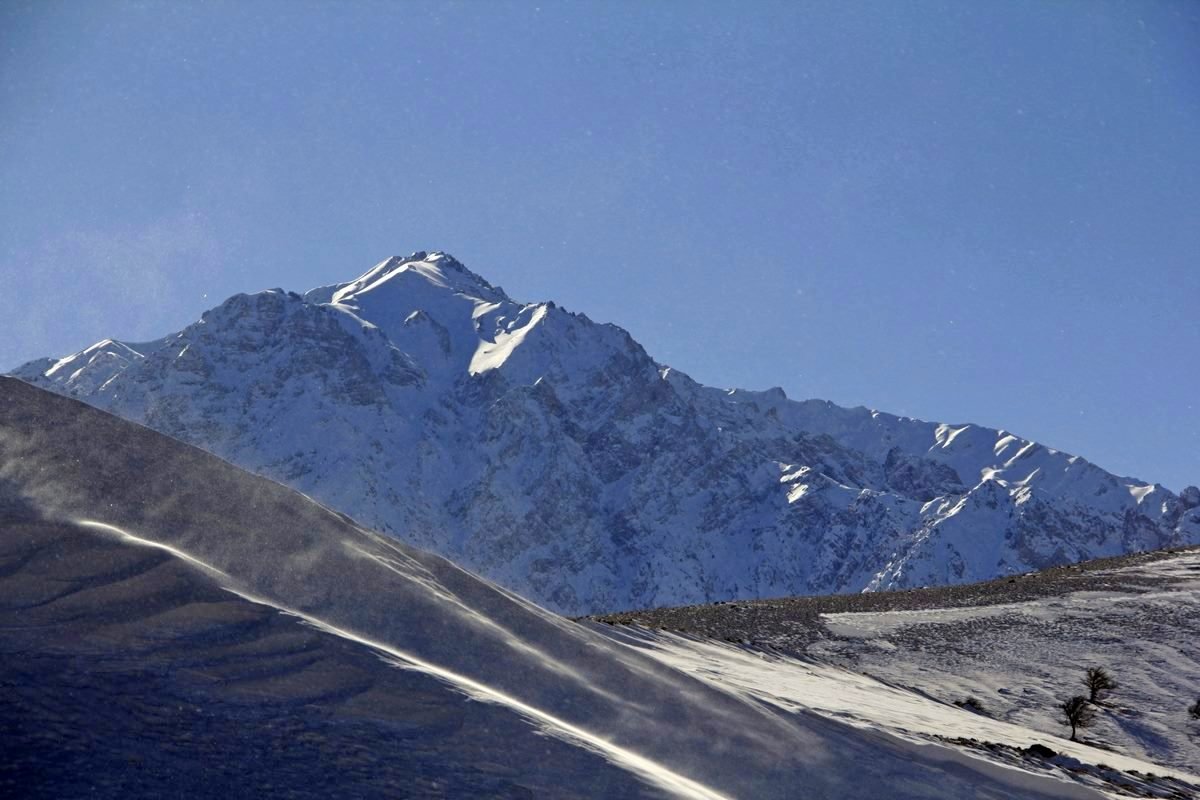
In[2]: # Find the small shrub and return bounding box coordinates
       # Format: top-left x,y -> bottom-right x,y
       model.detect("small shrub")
1083,667 -> 1117,704
1059,695 -> 1096,742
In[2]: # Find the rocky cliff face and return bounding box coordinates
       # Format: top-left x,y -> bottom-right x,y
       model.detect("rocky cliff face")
14,252 -> 1199,614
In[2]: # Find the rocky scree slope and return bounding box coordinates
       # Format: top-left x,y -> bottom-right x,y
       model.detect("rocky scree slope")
14,252 -> 1200,615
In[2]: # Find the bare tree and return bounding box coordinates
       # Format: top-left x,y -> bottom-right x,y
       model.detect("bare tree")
1060,695 -> 1096,742
1083,667 -> 1117,704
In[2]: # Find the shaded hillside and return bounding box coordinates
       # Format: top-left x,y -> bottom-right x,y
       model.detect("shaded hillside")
0,517 -> 649,799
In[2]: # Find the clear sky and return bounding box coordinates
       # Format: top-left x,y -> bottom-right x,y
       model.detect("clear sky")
2,0 -> 1197,490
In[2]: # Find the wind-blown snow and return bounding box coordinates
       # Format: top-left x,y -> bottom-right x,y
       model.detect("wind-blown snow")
76,518 -> 232,580
227,586 -> 735,800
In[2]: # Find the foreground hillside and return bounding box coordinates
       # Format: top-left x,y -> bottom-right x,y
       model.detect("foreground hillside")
1,518 -> 652,799
13,252 -> 1200,614
1,377 -> 1118,799
593,546 -> 1200,782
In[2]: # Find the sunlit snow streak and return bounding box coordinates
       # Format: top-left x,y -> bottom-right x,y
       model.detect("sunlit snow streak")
74,519 -> 232,580
70,519 -> 730,800
342,542 -> 631,705
223,587 -> 733,800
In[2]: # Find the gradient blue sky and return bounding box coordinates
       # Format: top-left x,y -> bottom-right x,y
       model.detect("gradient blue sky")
2,0 -> 1197,489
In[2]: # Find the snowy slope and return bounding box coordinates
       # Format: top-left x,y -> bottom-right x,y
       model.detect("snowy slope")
609,628 -> 1199,799
590,544 -> 1200,788
0,377 -> 1115,799
810,551 -> 1200,776
13,252 -> 1200,614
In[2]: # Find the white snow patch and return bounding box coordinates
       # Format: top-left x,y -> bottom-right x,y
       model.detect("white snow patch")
935,424 -> 971,449
469,304 -> 547,375
1128,484 -> 1156,504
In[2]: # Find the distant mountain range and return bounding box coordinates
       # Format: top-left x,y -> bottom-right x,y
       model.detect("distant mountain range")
14,252 -> 1199,614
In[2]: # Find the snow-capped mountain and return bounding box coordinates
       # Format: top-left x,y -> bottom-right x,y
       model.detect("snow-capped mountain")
14,252 -> 1200,615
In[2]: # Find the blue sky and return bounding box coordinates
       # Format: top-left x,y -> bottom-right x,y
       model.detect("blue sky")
2,0 -> 1197,490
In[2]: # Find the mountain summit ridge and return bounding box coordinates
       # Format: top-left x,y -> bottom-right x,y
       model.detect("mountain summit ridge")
13,252 -> 1199,614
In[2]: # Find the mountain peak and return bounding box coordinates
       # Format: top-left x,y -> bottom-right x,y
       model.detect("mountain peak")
300,251 -> 506,308
327,251 -> 507,308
